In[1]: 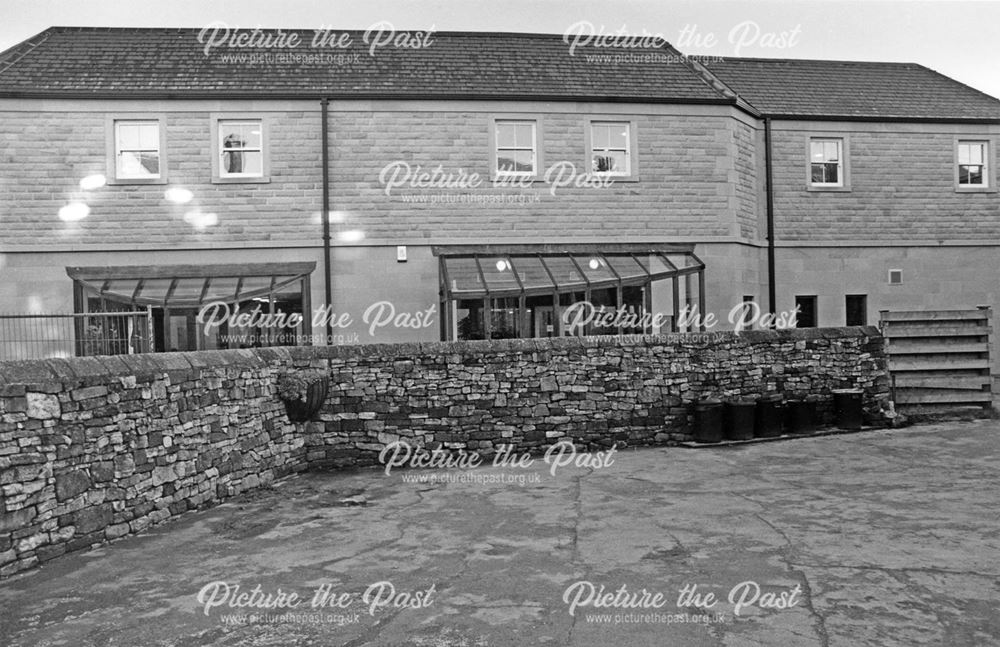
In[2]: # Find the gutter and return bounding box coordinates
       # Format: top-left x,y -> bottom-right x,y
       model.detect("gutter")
0,90 -> 739,106
764,117 -> 776,316
320,98 -> 333,341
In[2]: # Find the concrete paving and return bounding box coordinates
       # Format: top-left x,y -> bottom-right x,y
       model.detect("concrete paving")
1,420 -> 999,646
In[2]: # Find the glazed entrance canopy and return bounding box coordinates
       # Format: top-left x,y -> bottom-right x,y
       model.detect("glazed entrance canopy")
66,262 -> 315,307
435,244 -> 704,300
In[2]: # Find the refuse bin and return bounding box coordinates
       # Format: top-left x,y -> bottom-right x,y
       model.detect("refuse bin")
832,389 -> 863,430
693,399 -> 724,443
724,400 -> 756,441
785,399 -> 817,434
754,395 -> 784,438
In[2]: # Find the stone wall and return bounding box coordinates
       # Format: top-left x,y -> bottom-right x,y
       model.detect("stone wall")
0,327 -> 889,578
304,328 -> 890,468
0,349 -> 308,578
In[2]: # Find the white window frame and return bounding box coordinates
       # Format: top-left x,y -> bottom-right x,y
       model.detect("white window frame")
211,115 -> 270,184
586,120 -> 638,179
955,140 -> 990,191
106,116 -> 168,184
490,117 -> 540,180
808,137 -> 845,189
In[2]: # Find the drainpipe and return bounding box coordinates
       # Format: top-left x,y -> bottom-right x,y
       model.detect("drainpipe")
764,117 -> 776,316
320,98 -> 333,340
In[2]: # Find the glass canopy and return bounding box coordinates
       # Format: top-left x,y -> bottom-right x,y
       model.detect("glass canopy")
437,245 -> 704,299
435,244 -> 706,341
66,262 -> 315,308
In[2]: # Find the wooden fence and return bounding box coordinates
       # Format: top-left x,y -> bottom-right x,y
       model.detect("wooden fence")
879,308 -> 993,410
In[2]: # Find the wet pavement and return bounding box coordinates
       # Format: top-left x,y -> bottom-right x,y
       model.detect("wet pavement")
1,420 -> 999,646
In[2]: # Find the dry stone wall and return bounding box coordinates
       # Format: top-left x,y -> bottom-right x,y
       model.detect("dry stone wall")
0,327 -> 889,578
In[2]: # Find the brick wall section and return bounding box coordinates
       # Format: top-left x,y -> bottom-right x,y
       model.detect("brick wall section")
0,328 -> 890,578
771,127 -> 1000,241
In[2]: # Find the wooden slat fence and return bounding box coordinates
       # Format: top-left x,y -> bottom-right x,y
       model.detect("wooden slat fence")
879,308 -> 993,410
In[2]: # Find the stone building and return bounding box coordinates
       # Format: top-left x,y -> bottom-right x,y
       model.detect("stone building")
0,27 -> 997,357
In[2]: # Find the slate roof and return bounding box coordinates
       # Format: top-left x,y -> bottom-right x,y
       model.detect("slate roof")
0,27 -> 728,103
1,27 -> 998,122
701,57 -> 1000,121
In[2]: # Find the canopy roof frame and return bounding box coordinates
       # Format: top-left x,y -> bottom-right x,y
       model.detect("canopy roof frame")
434,246 -> 704,301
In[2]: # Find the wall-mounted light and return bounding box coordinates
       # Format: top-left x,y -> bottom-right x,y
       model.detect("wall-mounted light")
495,259 -> 511,272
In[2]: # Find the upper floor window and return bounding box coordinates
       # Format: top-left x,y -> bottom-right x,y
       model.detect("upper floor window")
211,115 -> 269,183
219,120 -> 264,178
957,141 -> 988,188
494,120 -> 537,176
590,121 -> 631,175
809,138 -> 843,187
115,121 -> 161,179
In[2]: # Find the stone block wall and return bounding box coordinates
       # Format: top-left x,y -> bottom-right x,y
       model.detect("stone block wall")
0,327 -> 889,578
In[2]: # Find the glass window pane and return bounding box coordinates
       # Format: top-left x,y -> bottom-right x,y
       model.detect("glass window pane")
592,124 -> 609,149
239,276 -> 274,297
117,124 -> 140,150
170,278 -> 209,304
605,255 -> 647,282
574,255 -> 616,283
515,123 -> 534,149
445,258 -> 485,294
810,141 -> 824,161
223,151 -> 244,174
136,278 -> 174,304
970,144 -> 984,164
241,152 -> 263,175
593,151 -> 627,173
958,144 -> 971,165
204,277 -> 240,302
609,124 -> 629,149
221,128 -> 243,151
481,257 -> 520,291
811,164 -> 825,183
242,123 -> 263,149
543,256 -> 587,287
825,141 -> 839,161
497,154 -> 518,173
490,297 -> 520,339
509,256 -> 554,291
119,152 -> 159,177
456,300 -> 485,340
511,150 -> 534,173
496,123 -> 516,148
139,124 -> 159,150
825,163 -> 839,183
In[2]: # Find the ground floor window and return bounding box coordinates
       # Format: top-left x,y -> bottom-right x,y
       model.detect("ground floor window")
67,262 -> 314,354
845,294 -> 867,326
795,295 -> 818,328
436,244 -> 706,341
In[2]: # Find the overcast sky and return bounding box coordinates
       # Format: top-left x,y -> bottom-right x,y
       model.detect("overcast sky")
2,0 -> 998,99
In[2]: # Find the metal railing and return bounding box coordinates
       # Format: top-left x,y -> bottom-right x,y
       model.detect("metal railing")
0,311 -> 151,361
